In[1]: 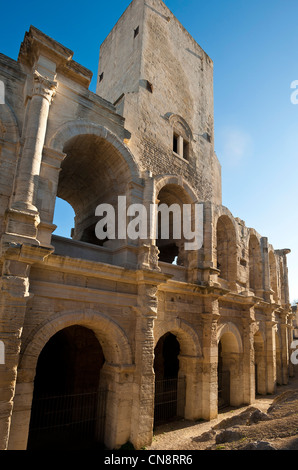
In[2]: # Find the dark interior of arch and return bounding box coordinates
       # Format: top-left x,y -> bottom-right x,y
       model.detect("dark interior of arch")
27,325 -> 105,450
56,134 -> 131,245
217,340 -> 230,408
156,184 -> 193,264
154,333 -> 182,425
154,333 -> 180,381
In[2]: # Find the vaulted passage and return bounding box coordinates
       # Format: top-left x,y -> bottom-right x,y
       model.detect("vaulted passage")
218,340 -> 230,409
154,333 -> 185,426
56,134 -> 133,246
217,329 -> 243,409
27,325 -> 106,450
156,184 -> 194,265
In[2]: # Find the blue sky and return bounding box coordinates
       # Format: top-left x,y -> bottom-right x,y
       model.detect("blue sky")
1,0 -> 298,301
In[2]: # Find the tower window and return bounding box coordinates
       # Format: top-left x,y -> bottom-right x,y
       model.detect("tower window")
173,133 -> 178,154
173,132 -> 189,161
134,26 -> 139,38
99,72 -> 104,83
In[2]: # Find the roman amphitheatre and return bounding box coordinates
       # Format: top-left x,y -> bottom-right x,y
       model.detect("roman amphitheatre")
0,0 -> 296,450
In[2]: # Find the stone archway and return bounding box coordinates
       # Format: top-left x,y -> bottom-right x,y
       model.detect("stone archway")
8,311 -> 134,450
48,120 -> 140,183
154,319 -> 203,422
153,177 -> 199,266
27,325 -> 106,450
217,322 -> 244,408
254,330 -> 266,395
38,120 -> 143,248
154,333 -> 182,425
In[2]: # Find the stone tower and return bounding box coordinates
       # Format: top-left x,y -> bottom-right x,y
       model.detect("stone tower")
96,0 -> 222,205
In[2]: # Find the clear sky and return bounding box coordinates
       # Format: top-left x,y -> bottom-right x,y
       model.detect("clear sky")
1,0 -> 298,302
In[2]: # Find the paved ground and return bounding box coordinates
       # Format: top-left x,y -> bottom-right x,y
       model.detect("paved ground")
146,367 -> 298,451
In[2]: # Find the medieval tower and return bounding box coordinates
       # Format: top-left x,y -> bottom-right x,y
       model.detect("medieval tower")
0,0 -> 293,450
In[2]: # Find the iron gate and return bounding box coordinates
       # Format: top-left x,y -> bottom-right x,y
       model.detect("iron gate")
28,389 -> 107,450
218,371 -> 230,409
154,377 -> 186,425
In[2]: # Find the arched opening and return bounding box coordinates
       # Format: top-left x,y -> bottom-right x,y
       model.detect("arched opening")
216,215 -> 237,282
249,234 -> 263,294
254,331 -> 266,395
27,325 -> 106,450
218,327 -> 243,409
55,134 -> 133,247
156,184 -> 194,265
154,333 -> 185,425
218,340 -> 230,409
53,197 -> 75,238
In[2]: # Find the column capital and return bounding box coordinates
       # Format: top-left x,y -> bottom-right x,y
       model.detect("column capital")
32,70 -> 57,103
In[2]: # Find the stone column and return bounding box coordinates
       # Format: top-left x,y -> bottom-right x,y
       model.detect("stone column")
12,70 -> 57,213
36,146 -> 66,247
280,311 -> 290,384
242,305 -> 256,404
265,311 -> 277,394
261,237 -> 271,302
201,295 -> 220,420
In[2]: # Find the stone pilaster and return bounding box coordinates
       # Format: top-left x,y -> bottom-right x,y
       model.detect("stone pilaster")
242,304 -> 256,404
201,295 -> 220,420
0,243 -> 52,450
280,311 -> 290,384
178,355 -> 202,420
261,237 -> 271,302
130,271 -> 164,449
265,310 -> 277,394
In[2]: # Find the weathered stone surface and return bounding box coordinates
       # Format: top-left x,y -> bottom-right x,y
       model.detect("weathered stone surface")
0,0 -> 292,452
242,441 -> 277,451
215,427 -> 243,444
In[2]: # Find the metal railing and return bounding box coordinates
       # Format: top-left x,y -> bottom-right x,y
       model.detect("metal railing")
154,377 -> 186,425
28,389 -> 107,450
218,371 -> 230,409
